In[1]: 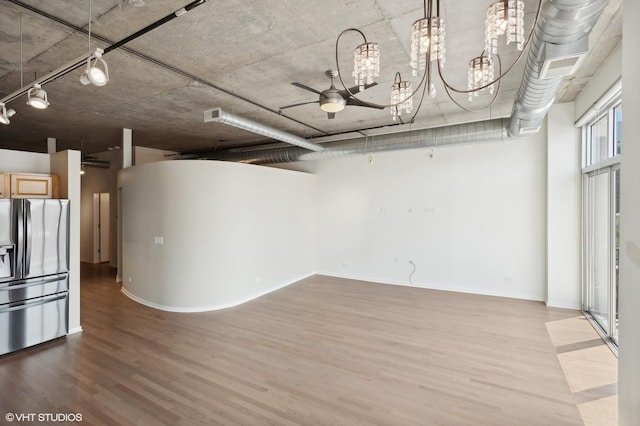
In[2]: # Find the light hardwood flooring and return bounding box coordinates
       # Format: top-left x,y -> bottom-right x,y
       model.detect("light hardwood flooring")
0,263 -> 617,425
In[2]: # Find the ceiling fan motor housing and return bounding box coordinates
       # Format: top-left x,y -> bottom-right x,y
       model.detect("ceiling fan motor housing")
320,89 -> 346,112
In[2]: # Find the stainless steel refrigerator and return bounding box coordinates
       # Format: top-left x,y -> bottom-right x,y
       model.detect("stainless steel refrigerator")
0,199 -> 70,356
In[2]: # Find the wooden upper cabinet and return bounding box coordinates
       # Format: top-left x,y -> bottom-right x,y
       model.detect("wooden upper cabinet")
9,173 -> 59,199
0,173 -> 9,198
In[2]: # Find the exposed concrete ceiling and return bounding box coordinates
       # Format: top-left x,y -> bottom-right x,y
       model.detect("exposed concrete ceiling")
0,0 -> 622,157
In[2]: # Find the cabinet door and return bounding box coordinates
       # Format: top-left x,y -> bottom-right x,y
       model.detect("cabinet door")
0,174 -> 9,199
10,174 -> 58,199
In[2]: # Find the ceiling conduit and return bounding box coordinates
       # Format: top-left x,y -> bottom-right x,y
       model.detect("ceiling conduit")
197,118 -> 509,164
508,0 -> 609,136
196,0 -> 608,165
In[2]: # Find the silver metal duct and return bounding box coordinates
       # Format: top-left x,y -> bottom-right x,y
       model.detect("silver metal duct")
507,0 -> 608,136
204,108 -> 324,152
198,0 -> 608,165
81,159 -> 111,169
199,119 -> 509,164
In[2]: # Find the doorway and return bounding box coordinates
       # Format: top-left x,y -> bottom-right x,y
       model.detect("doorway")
93,192 -> 110,263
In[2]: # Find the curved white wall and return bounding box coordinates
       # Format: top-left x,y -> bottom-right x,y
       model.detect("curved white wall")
119,160 -> 316,312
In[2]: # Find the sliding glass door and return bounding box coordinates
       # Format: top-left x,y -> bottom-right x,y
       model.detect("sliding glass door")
582,98 -> 621,347
584,167 -> 618,341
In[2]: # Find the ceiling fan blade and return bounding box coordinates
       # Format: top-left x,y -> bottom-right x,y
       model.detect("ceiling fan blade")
346,97 -> 385,109
327,112 -> 335,119
291,82 -> 322,95
338,81 -> 378,98
280,101 -> 319,110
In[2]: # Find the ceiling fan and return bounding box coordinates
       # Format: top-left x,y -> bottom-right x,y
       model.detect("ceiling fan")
280,70 -> 383,119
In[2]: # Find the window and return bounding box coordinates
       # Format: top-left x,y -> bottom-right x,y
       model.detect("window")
582,97 -> 621,348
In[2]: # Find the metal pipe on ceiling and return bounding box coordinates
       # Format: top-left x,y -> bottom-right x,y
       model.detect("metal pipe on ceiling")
194,118 -> 509,164
204,108 -> 324,152
191,0 -> 610,165
507,0 -> 609,136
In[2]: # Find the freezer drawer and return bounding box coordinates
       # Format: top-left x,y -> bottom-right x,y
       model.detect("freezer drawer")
0,292 -> 68,356
0,274 -> 68,305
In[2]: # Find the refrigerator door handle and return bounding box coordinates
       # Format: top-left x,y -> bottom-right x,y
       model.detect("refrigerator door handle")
25,200 -> 31,276
15,200 -> 23,277
0,275 -> 67,291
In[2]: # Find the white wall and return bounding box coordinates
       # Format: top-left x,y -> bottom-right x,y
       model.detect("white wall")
0,148 -> 50,173
133,146 -> 176,165
546,103 -> 581,309
119,160 -> 316,311
290,130 -> 547,301
619,0 -> 640,422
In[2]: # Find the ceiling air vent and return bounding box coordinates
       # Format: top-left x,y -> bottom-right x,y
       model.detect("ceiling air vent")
538,37 -> 588,80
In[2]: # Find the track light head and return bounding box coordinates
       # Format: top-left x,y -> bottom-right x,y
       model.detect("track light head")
80,49 -> 109,86
26,83 -> 49,110
0,103 -> 16,125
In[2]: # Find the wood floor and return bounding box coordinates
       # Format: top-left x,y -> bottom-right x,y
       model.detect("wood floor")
0,263 -> 616,425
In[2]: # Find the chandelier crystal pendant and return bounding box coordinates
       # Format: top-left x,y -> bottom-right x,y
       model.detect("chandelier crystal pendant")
505,0 -> 525,50
485,0 -> 524,56
410,16 -> 446,77
467,55 -> 495,101
353,42 -> 380,91
390,73 -> 413,121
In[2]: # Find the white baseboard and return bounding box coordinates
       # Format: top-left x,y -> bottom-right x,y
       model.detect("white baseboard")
120,272 -> 315,313
316,271 -> 544,302
68,326 -> 83,335
545,300 -> 581,310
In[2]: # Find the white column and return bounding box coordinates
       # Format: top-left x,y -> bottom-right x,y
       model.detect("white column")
50,150 -> 82,334
545,103 -> 581,309
122,128 -> 132,168
47,137 -> 56,154
619,0 -> 640,423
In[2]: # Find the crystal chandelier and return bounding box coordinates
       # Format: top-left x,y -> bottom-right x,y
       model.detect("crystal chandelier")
467,55 -> 495,101
391,73 -> 413,121
485,0 -> 525,56
331,0 -> 539,124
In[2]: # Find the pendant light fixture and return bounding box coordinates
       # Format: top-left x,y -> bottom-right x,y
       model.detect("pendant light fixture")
485,0 -> 525,56
26,83 -> 49,109
80,0 -> 109,87
390,73 -> 413,121
353,40 -> 379,91
0,103 -> 16,125
410,12 -> 445,76
80,48 -> 109,86
467,55 -> 495,101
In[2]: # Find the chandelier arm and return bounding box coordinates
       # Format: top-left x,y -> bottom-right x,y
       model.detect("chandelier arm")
436,0 -> 542,94
334,29 -> 429,109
